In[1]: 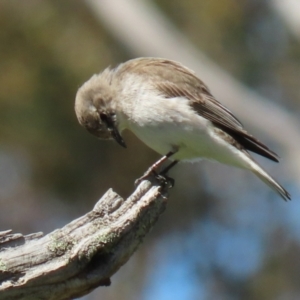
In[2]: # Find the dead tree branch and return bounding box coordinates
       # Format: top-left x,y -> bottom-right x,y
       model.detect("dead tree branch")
0,178 -> 169,300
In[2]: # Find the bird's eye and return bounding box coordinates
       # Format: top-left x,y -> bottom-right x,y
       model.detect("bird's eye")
99,112 -> 115,132
99,113 -> 108,123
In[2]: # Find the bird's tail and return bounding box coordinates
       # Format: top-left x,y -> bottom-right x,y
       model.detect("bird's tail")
242,151 -> 291,201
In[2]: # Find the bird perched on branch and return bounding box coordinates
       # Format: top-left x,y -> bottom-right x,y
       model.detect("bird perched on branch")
75,57 -> 290,201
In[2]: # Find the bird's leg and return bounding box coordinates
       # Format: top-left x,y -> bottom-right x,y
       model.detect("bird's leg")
134,151 -> 176,186
160,160 -> 179,175
156,160 -> 179,188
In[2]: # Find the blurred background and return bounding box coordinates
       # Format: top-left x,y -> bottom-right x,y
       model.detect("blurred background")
0,0 -> 299,299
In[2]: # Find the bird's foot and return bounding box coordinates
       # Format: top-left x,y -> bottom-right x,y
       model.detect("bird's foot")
156,173 -> 175,189
134,152 -> 177,187
134,169 -> 175,189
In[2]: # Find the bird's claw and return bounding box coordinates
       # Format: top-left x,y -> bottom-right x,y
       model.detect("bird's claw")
156,174 -> 175,189
134,170 -> 175,189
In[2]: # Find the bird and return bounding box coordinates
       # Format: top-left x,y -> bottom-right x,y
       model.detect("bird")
74,57 -> 291,201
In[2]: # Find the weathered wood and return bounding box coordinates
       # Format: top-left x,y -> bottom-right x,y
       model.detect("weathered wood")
0,178 -> 170,300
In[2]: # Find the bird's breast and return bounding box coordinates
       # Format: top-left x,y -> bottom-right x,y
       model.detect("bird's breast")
128,114 -> 216,161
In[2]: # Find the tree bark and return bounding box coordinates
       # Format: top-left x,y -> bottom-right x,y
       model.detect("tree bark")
0,178 -> 170,300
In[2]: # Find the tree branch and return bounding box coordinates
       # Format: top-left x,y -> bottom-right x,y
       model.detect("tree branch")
0,178 -> 169,300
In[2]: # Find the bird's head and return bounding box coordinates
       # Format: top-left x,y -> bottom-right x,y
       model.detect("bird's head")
74,73 -> 127,148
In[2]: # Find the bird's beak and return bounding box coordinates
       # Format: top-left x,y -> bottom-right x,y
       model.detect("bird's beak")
111,127 -> 127,148
97,111 -> 127,148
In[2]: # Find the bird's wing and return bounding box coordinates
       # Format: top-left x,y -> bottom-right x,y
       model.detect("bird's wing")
125,58 -> 279,162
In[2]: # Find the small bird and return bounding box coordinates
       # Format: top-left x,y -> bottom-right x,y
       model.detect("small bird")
75,57 -> 290,201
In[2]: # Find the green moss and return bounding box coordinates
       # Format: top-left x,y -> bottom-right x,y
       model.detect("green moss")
48,233 -> 74,256
0,258 -> 6,272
